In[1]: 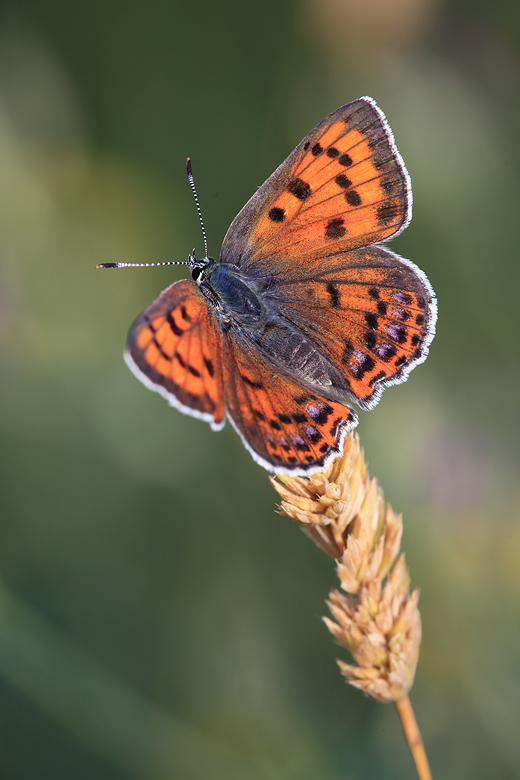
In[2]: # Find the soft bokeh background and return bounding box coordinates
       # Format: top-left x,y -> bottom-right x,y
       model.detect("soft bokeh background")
0,1 -> 519,778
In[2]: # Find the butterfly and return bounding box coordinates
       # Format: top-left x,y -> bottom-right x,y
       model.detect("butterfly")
100,97 -> 436,475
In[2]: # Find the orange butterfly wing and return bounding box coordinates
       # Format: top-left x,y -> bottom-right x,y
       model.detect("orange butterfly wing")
221,97 -> 410,278
125,279 -> 225,429
222,331 -> 357,474
260,245 -> 436,408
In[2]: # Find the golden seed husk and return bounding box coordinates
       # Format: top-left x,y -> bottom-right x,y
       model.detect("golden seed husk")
271,432 -> 421,703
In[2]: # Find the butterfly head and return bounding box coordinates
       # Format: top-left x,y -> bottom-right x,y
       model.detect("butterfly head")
187,251 -> 216,283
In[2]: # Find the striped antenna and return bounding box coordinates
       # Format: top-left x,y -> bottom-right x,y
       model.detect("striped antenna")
96,260 -> 188,269
186,158 -> 209,258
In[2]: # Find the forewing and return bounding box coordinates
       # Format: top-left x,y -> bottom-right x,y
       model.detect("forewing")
264,245 -> 436,409
221,97 -> 410,279
125,279 -> 225,428
222,331 -> 358,475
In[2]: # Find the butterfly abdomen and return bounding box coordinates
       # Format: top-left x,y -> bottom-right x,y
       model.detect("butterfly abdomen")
246,316 -> 352,396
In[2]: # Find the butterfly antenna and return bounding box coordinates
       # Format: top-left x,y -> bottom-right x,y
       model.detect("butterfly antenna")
186,158 -> 209,259
96,260 -> 190,269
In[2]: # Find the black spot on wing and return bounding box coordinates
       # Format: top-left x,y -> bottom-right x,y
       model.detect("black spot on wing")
369,370 -> 386,387
365,312 -> 378,330
353,354 -> 375,379
241,374 -> 263,389
288,178 -> 311,201
364,331 -> 377,350
153,338 -> 170,361
204,356 -> 215,377
335,174 -> 352,189
394,325 -> 408,343
309,404 -> 334,426
325,218 -> 346,239
326,281 -> 340,307
345,189 -> 362,207
167,313 -> 183,336
378,345 -> 396,362
268,207 -> 285,223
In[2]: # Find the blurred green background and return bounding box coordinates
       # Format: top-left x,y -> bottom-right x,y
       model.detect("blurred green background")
0,0 -> 519,778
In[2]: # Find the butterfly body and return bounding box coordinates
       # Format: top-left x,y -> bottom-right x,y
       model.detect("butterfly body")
124,97 -> 437,475
199,261 -> 264,321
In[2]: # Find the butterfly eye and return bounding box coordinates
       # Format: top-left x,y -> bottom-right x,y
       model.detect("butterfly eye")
191,256 -> 215,281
